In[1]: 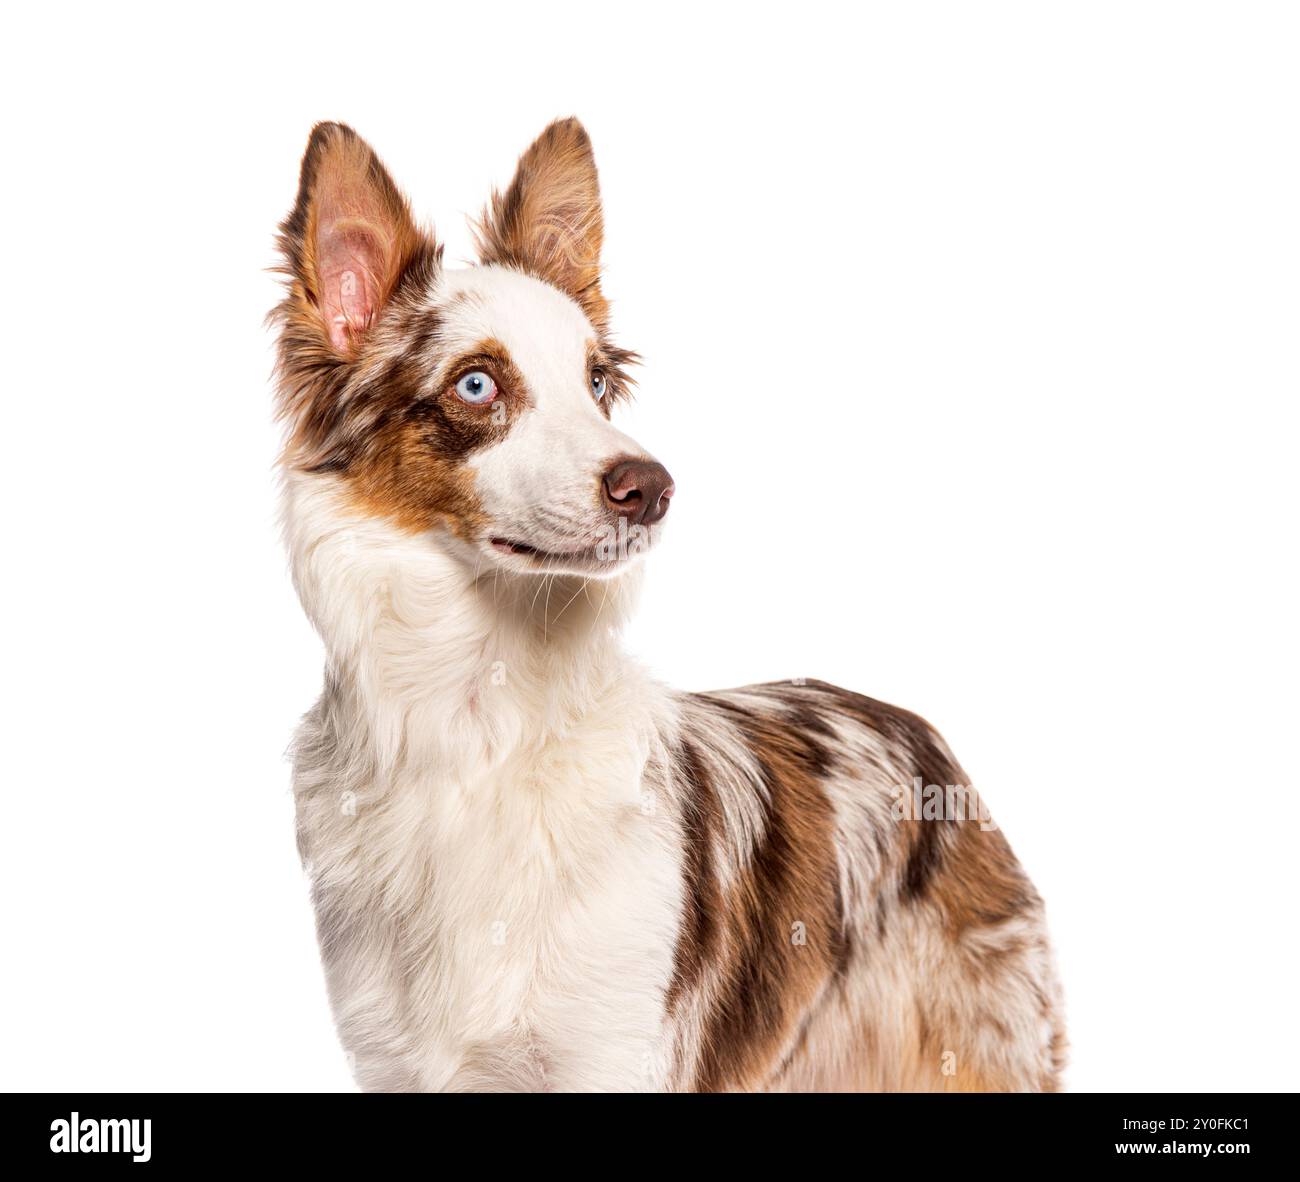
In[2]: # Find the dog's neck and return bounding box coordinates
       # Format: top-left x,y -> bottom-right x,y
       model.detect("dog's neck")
284,473 -> 643,780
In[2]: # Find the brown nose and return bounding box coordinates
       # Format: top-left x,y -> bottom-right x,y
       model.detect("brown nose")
602,459 -> 675,526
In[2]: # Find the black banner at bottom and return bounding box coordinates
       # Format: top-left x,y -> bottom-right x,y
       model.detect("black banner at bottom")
4,1092 -> 1288,1169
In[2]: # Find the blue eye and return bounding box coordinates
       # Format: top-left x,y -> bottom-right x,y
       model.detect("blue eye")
591,369 -> 607,400
455,370 -> 497,405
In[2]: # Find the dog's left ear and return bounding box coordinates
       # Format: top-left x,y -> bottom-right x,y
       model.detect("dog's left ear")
475,117 -> 607,328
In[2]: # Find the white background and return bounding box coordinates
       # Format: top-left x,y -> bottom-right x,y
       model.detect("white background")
2,2 -> 1296,1092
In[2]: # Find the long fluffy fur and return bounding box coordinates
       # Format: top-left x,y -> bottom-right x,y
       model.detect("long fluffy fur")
274,120 -> 1065,1092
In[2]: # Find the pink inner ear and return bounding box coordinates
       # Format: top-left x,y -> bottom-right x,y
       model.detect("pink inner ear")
317,220 -> 387,353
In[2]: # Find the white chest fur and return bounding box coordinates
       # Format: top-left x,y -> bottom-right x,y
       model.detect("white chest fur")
286,476 -> 685,1091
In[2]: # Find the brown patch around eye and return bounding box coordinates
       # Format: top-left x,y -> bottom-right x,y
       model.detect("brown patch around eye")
344,422 -> 488,540
441,339 -> 530,416
337,337 -> 531,538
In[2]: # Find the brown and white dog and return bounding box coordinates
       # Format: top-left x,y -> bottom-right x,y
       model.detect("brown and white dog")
272,119 -> 1065,1092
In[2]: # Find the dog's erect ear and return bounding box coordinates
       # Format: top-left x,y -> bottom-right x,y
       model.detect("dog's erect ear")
475,117 -> 607,327
278,123 -> 432,356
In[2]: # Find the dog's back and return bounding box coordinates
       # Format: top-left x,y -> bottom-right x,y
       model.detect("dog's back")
665,681 -> 1064,1091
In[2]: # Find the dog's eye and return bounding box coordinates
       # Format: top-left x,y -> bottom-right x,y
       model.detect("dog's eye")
590,369 -> 607,401
454,371 -> 497,405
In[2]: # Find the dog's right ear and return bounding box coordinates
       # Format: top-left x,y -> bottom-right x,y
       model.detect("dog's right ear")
277,123 -> 434,357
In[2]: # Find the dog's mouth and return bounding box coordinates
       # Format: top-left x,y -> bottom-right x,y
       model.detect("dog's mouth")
487,529 -> 652,575
490,537 -> 596,563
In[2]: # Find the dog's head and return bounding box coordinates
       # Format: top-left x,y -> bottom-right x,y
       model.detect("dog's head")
273,119 -> 671,580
